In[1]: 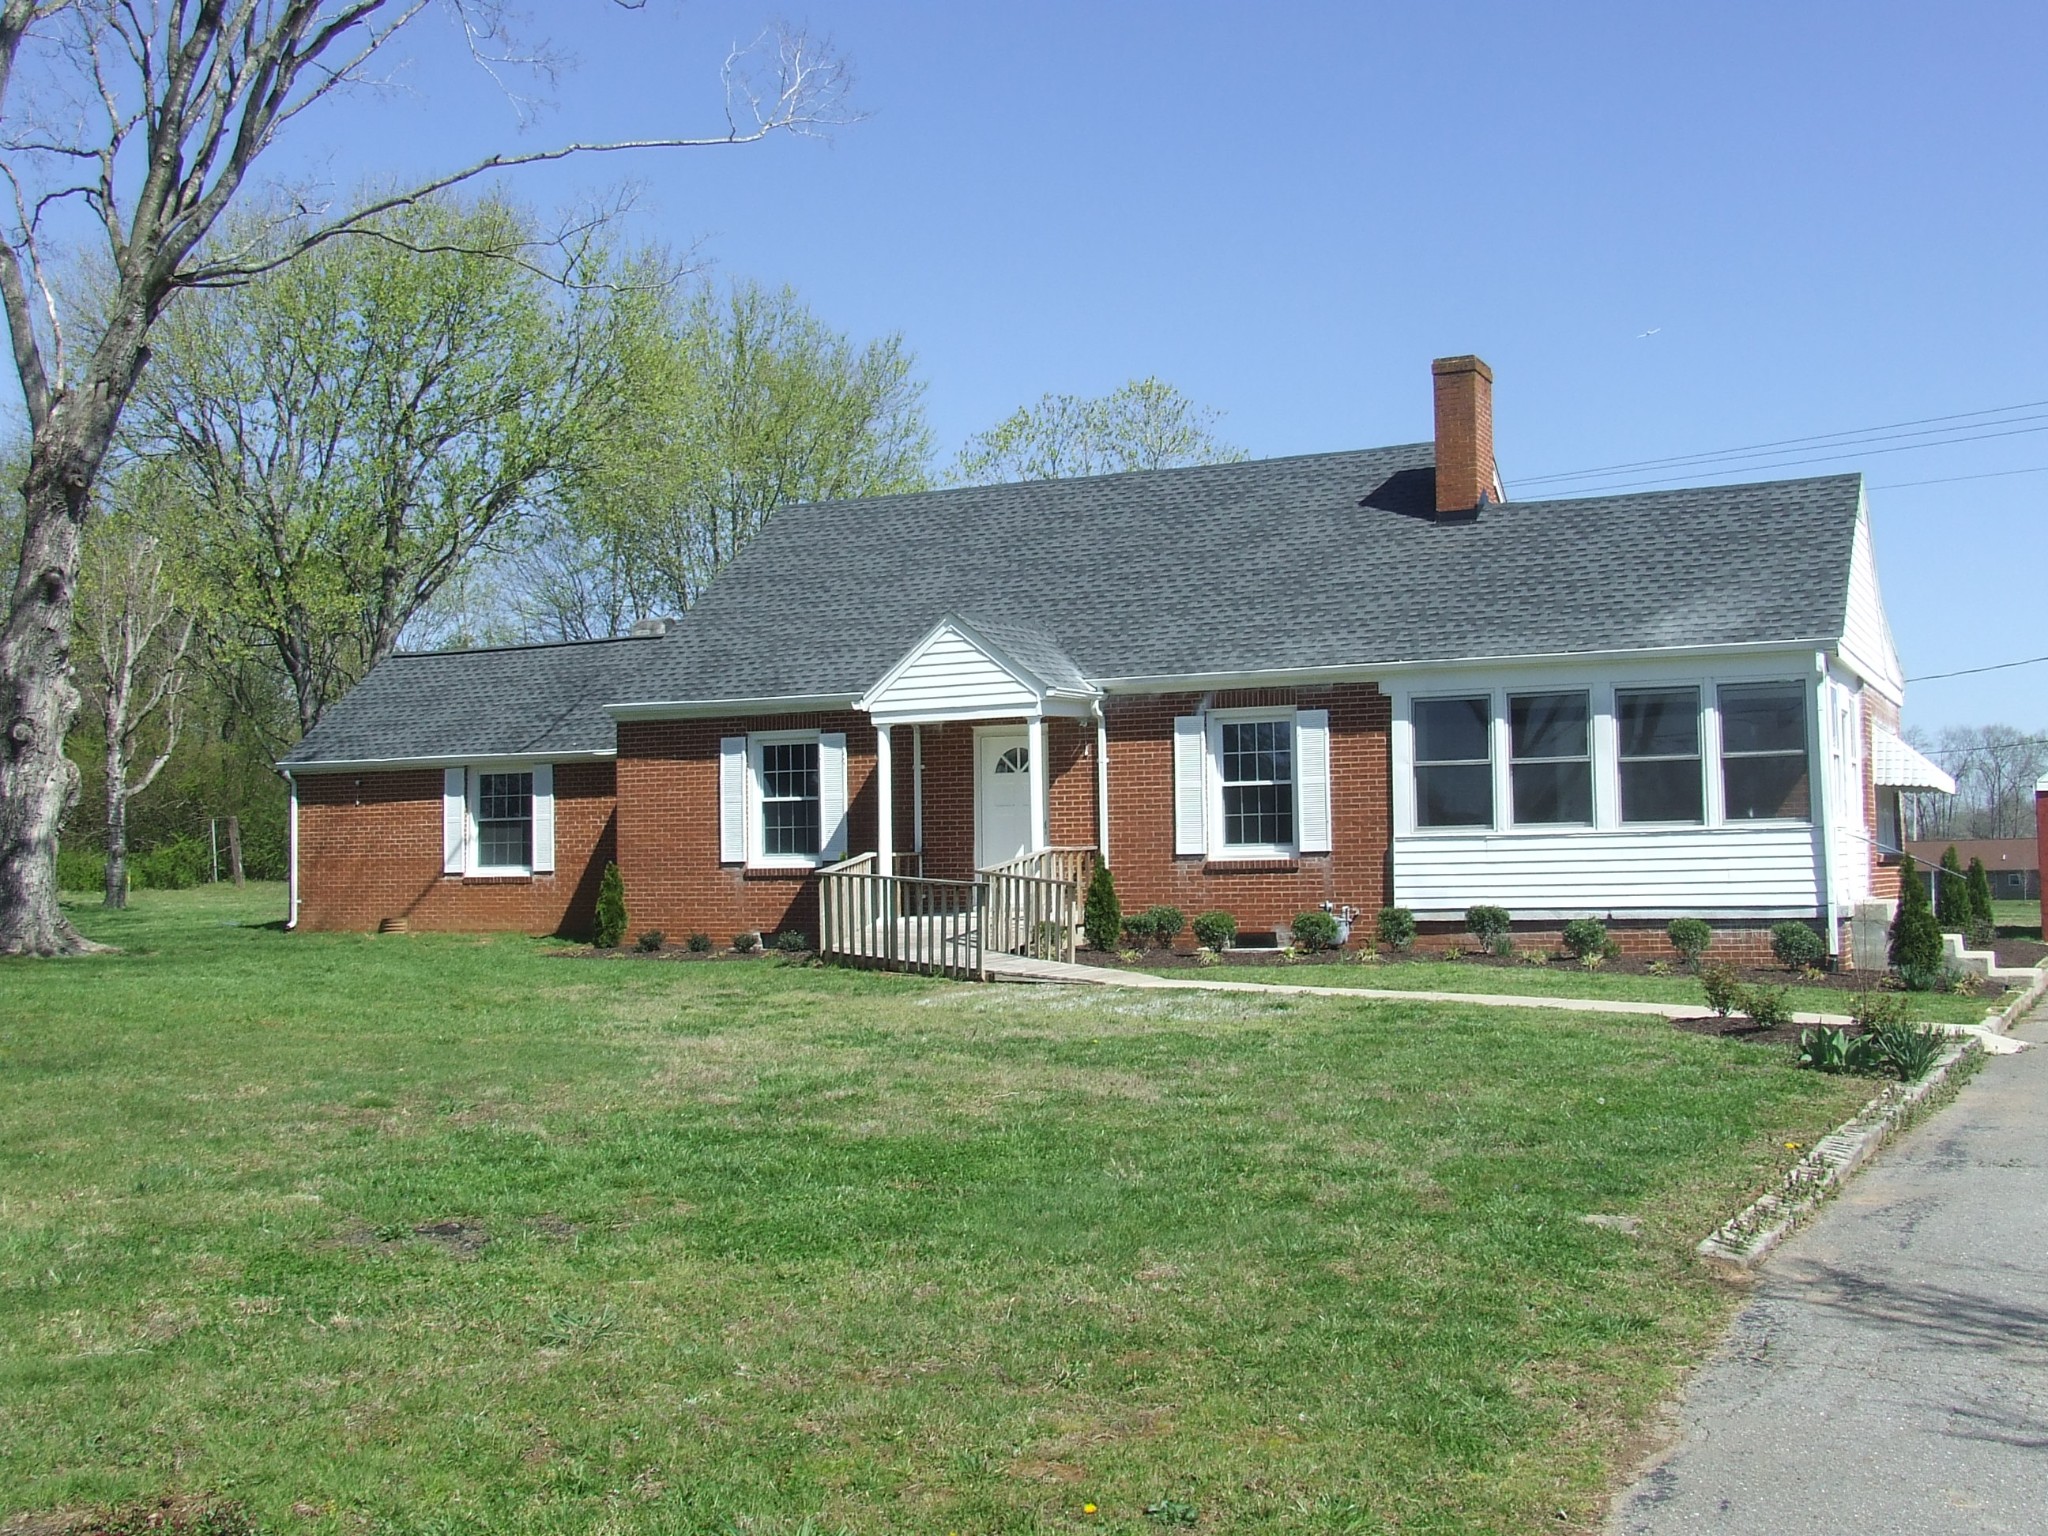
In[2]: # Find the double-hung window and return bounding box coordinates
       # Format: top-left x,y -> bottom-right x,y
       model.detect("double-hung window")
1509,691 -> 1591,825
1413,696 -> 1493,828
1219,718 -> 1294,850
475,771 -> 534,871
1617,687 -> 1703,824
1720,682 -> 1810,821
758,739 -> 822,859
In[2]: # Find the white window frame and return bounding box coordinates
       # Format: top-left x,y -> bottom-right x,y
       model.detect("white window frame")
1717,678 -> 1817,826
467,762 -> 536,876
1410,692 -> 1497,832
749,729 -> 825,869
1612,682 -> 1708,829
1205,708 -> 1299,860
1506,688 -> 1594,828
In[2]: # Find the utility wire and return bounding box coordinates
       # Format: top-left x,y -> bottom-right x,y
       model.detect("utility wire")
1873,464 -> 2048,490
1906,654 -> 2048,683
1515,397 -> 2048,486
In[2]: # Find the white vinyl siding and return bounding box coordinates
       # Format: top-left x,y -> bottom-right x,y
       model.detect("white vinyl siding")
1394,824 -> 1822,919
1839,506 -> 1904,697
864,623 -> 1039,721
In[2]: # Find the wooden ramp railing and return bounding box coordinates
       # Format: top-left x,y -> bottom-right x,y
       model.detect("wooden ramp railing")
817,853 -> 982,981
817,846 -> 1096,979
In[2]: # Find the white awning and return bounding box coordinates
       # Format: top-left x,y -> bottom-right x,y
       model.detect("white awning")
1873,728 -> 1956,794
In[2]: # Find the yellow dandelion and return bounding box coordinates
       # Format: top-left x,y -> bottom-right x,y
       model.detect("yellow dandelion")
1083,1503 -> 1098,1515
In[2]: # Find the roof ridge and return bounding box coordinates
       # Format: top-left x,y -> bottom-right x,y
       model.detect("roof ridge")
390,631 -> 666,661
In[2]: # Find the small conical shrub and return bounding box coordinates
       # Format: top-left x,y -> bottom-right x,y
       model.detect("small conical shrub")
1889,853 -> 1943,972
593,860 -> 628,949
1934,845 -> 1969,931
1083,862 -> 1122,953
1966,857 -> 1996,930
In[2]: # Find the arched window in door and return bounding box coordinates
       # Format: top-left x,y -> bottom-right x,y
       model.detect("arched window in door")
995,746 -> 1029,775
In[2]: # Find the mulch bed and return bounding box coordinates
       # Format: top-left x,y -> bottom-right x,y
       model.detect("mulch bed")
1667,1014 -> 1833,1047
1993,934 -> 2048,969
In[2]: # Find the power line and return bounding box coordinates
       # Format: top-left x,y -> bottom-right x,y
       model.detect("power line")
1872,464 -> 2048,490
1517,421 -> 2048,497
1907,654 -> 2048,683
1515,397 -> 2048,487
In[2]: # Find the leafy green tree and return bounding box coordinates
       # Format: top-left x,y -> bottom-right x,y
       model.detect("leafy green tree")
1889,854 -> 1944,972
593,863 -> 628,949
1935,845 -> 1969,931
948,377 -> 1246,486
530,280 -> 932,634
133,197 -> 640,735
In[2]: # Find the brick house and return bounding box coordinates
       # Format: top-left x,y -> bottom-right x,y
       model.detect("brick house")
281,356 -> 1936,964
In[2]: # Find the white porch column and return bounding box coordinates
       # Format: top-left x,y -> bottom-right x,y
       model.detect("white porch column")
1027,715 -> 1048,851
874,723 -> 894,871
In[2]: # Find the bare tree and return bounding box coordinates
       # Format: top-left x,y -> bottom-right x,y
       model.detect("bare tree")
1905,723 -> 2048,841
78,506 -> 192,906
0,3 -> 847,953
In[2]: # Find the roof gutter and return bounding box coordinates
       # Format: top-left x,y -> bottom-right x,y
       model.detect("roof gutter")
277,749 -> 616,773
1089,637 -> 1841,694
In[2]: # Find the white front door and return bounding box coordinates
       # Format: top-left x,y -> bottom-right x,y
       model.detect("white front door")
976,730 -> 1035,869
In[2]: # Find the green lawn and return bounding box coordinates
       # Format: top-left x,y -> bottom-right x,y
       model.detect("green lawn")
1165,958 -> 2011,1027
1,888 -> 1875,1535
1993,897 -> 2041,935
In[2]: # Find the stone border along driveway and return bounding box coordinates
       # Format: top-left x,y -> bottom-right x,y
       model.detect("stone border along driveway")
997,953 -> 2048,1264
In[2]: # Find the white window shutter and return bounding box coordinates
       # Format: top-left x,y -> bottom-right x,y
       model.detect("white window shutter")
442,767 -> 468,874
1296,709 -> 1332,853
719,737 -> 748,864
818,732 -> 849,860
1173,715 -> 1207,856
530,764 -> 555,873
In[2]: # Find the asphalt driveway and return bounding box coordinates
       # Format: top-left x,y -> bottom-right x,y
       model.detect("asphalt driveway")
1609,1001 -> 2048,1535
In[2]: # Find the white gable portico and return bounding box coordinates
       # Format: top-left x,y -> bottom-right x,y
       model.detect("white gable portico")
855,614 -> 1105,878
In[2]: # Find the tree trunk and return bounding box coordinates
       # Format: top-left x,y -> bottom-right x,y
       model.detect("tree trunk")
103,731 -> 128,909
227,815 -> 244,886
0,322 -> 149,955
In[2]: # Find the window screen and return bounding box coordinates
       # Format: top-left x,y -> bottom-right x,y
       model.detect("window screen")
760,740 -> 821,857
1414,697 -> 1493,828
1617,688 -> 1703,824
476,771 -> 534,869
1509,691 -> 1591,825
1220,719 -> 1294,847
1720,683 -> 1810,820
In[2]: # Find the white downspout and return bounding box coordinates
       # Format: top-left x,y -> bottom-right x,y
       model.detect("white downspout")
284,769 -> 300,930
1092,700 -> 1110,865
912,724 -> 924,855
1811,657 -> 1838,960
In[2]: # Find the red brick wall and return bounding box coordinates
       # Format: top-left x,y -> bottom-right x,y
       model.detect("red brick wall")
1102,684 -> 1392,941
912,717 -> 1096,881
295,762 -> 616,935
1409,919 -> 1789,967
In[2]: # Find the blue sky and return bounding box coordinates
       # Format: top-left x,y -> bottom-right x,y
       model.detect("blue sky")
111,4 -> 2048,729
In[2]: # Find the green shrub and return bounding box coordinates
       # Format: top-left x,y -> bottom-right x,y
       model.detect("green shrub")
1666,917 -> 1713,966
1700,962 -> 1744,1017
1375,906 -> 1416,951
1559,919 -> 1608,961
1083,863 -> 1122,952
1966,857 -> 1996,932
1889,854 -> 1944,975
1851,991 -> 1908,1031
1488,932 -> 1516,957
1895,960 -> 1954,994
732,930 -> 760,954
1465,904 -> 1512,947
56,846 -> 107,892
130,836 -> 209,890
1192,910 -> 1237,950
1290,910 -> 1341,952
1934,845 -> 1969,931
634,930 -> 665,953
772,930 -> 809,953
1740,982 -> 1792,1028
592,861 -> 627,949
1123,904 -> 1185,948
1770,921 -> 1827,970
686,932 -> 713,954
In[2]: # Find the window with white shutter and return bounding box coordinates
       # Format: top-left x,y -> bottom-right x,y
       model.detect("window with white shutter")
1172,716 -> 1206,856
719,737 -> 748,864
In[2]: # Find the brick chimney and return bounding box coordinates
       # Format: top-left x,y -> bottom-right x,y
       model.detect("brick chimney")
1431,355 -> 1495,518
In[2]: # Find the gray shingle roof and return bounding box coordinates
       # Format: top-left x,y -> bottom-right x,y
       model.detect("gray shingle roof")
282,633 -> 657,768
627,446 -> 1863,704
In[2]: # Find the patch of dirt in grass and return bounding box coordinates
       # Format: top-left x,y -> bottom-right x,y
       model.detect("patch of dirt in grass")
1992,935 -> 2045,968
529,1214 -> 581,1240
1668,1015 -> 1814,1047
413,1219 -> 490,1257
2,1496 -> 257,1536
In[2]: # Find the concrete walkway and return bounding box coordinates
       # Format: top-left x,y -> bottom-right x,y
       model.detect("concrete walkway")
1608,999 -> 2048,1535
985,951 -> 1995,1031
